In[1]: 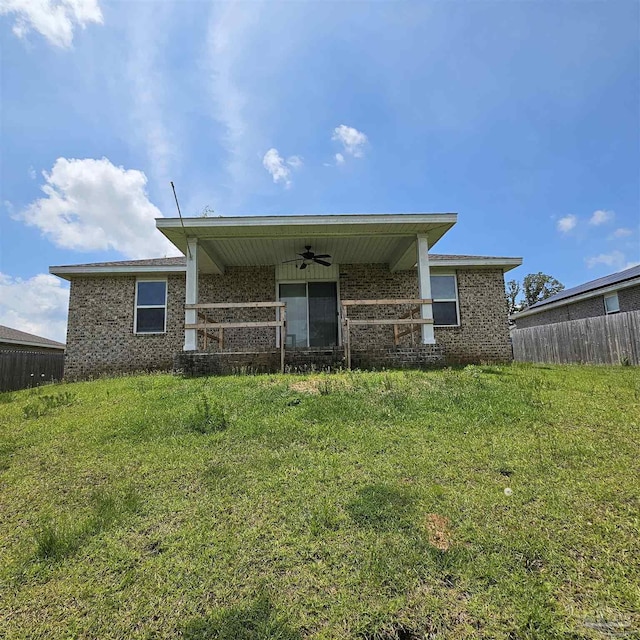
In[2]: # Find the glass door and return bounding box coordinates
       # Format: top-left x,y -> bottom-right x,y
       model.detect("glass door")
279,283 -> 308,348
308,282 -> 338,347
278,282 -> 338,348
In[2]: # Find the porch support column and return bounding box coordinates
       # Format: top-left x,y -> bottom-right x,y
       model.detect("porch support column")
183,237 -> 199,351
416,234 -> 436,344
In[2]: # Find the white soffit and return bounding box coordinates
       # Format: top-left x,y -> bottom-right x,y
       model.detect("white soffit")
156,213 -> 457,268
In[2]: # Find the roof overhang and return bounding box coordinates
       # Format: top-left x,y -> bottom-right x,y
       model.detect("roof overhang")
156,213 -> 458,273
49,264 -> 187,281
0,338 -> 65,350
512,275 -> 640,320
430,257 -> 522,272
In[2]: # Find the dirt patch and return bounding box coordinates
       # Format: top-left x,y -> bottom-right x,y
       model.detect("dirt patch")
424,513 -> 452,551
289,379 -> 322,395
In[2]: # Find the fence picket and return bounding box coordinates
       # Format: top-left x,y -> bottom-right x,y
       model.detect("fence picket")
0,351 -> 65,392
512,311 -> 640,365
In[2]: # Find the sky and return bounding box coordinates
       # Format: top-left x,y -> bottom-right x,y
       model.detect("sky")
1,0 -> 639,343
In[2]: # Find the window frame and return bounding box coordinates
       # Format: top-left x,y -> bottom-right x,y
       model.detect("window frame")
134,279 -> 168,335
603,292 -> 620,315
430,272 -> 460,327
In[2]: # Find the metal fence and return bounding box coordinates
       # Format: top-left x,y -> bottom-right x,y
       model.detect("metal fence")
0,351 -> 65,392
512,310 -> 640,365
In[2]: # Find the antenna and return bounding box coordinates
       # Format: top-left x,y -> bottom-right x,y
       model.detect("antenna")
170,181 -> 192,259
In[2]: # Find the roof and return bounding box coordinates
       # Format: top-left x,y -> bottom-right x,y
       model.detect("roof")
0,325 -> 65,350
50,253 -> 523,280
513,264 -> 640,319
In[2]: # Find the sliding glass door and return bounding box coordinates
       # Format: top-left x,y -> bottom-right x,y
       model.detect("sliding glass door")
279,282 -> 338,348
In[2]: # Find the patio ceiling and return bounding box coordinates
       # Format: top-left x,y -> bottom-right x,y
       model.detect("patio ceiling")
156,213 -> 458,273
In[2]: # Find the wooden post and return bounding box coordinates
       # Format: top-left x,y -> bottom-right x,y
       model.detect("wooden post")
346,318 -> 352,370
280,306 -> 286,373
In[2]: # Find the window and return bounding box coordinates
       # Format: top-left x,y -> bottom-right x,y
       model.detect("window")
604,292 -> 620,314
431,274 -> 459,326
135,280 -> 167,333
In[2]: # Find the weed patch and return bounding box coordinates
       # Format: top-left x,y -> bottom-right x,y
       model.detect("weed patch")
22,391 -> 75,419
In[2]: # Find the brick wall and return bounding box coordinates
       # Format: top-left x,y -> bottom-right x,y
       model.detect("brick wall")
516,284 -> 640,328
198,266 -> 277,352
63,263 -> 512,378
64,275 -> 184,379
620,285 -> 640,312
339,264 -> 511,363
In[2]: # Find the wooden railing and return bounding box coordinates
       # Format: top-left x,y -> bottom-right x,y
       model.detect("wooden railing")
340,299 -> 433,369
185,301 -> 287,372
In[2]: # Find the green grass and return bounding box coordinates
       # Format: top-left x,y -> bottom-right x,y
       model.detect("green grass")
0,364 -> 638,639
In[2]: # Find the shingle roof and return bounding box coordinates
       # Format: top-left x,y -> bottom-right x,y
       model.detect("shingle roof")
50,256 -> 187,269
0,325 -> 65,349
50,254 -> 516,270
527,264 -> 640,310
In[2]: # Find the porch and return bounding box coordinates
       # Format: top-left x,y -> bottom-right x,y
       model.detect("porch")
155,213 -> 458,373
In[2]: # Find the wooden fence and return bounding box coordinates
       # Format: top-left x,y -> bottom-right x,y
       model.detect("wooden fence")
511,311 -> 640,365
0,351 -> 65,392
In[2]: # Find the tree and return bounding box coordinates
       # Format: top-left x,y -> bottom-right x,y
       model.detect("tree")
505,272 -> 564,318
522,272 -> 564,307
506,279 -> 522,315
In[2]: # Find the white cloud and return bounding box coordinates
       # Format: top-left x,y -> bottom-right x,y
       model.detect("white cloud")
15,157 -> 180,259
335,153 -> 345,165
262,148 -> 290,187
286,155 -> 303,169
557,214 -> 577,233
0,273 -> 69,343
28,166 -> 36,180
611,227 -> 633,238
124,4 -> 177,206
262,148 -> 302,187
0,0 -> 103,49
585,250 -> 626,270
589,209 -> 614,226
332,124 -> 368,158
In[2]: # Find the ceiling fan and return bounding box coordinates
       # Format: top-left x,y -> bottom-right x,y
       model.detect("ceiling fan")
282,246 -> 332,270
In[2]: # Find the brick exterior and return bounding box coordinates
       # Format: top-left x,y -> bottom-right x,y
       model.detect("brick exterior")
198,266 -> 276,352
339,264 -> 511,364
516,284 -> 640,328
64,263 -> 512,378
64,275 -> 185,379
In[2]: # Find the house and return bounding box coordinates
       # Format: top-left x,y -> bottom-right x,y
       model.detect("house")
0,325 -> 65,353
512,264 -> 640,328
50,213 -> 522,378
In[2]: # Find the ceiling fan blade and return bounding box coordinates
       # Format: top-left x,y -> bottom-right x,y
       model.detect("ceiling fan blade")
282,258 -> 302,263
313,259 -> 332,267
299,262 -> 308,270
312,254 -> 331,259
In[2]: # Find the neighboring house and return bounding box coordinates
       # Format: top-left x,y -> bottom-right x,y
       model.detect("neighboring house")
0,325 -> 65,353
512,265 -> 640,328
50,213 -> 522,378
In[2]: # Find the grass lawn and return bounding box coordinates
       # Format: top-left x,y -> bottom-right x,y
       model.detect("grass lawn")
0,364 -> 638,639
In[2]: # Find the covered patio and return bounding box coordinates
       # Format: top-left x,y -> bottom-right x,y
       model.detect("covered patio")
156,213 -> 458,373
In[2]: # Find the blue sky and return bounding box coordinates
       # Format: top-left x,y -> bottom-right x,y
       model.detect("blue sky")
1,0 -> 639,342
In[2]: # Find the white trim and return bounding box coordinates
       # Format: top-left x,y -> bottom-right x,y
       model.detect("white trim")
431,272 -> 461,327
512,276 -> 640,320
604,292 -> 620,314
429,257 -> 522,271
50,265 -> 185,280
134,279 -> 168,335
156,213 -> 458,229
